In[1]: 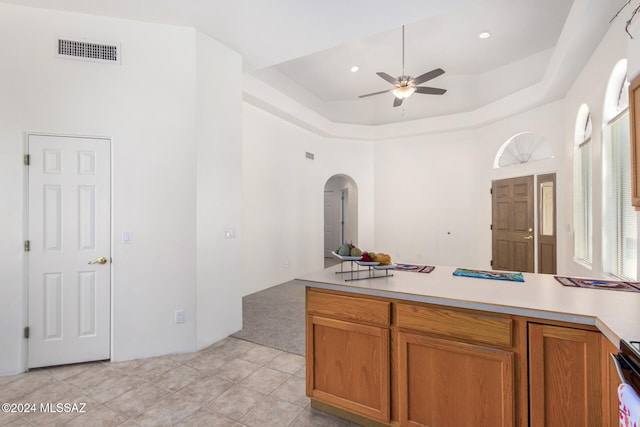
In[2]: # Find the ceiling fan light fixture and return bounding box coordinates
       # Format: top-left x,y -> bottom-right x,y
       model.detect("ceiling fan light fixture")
392,85 -> 416,99
357,25 -> 446,107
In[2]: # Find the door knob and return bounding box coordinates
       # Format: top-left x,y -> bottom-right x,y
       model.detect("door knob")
88,257 -> 108,265
524,235 -> 533,240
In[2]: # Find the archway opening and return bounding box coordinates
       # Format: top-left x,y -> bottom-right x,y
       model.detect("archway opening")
323,174 -> 358,264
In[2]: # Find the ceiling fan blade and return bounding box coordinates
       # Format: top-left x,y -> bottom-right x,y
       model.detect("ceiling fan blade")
393,97 -> 403,107
412,68 -> 445,85
415,86 -> 447,95
377,72 -> 398,84
359,89 -> 392,98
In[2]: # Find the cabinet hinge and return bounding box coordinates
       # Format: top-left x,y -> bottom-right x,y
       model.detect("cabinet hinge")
24,240 -> 30,252
24,154 -> 30,166
24,326 -> 29,339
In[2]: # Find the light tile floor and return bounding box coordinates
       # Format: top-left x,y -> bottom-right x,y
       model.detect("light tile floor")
0,337 -> 361,427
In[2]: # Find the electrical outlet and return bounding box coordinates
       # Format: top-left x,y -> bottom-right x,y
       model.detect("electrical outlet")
175,310 -> 184,324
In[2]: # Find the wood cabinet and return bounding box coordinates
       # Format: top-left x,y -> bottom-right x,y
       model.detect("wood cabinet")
396,302 -> 516,426
305,287 -> 618,427
397,332 -> 514,426
306,290 -> 391,422
528,323 -> 603,426
630,73 -> 640,209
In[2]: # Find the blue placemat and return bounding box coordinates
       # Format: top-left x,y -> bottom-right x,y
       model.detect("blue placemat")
453,268 -> 524,282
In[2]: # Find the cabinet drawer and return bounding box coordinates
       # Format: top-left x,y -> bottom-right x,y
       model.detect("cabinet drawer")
396,303 -> 512,347
307,290 -> 390,326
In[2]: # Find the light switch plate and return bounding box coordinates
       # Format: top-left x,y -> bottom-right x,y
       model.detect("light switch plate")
122,231 -> 133,244
175,310 -> 184,324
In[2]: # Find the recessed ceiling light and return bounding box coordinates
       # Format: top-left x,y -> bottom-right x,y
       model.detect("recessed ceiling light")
350,66 -> 359,73
478,32 -> 491,39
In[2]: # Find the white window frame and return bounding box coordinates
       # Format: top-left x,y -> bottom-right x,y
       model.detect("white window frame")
601,60 -> 636,280
573,107 -> 593,265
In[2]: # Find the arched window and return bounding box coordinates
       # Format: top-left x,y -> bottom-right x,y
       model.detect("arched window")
573,104 -> 592,264
602,59 -> 636,280
493,132 -> 553,168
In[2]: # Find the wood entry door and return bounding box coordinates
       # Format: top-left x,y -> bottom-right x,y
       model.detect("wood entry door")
492,176 -> 534,272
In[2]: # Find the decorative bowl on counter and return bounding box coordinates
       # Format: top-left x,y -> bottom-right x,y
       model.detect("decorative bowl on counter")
331,251 -> 363,261
355,260 -> 380,266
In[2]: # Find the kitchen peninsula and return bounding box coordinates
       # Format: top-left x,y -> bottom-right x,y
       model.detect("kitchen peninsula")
295,264 -> 640,427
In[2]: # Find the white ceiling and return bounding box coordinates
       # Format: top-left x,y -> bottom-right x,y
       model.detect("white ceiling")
0,0 -> 629,125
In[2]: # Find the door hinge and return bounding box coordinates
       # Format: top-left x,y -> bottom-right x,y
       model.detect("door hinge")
24,326 -> 29,339
490,260 -> 493,267
490,188 -> 493,194
24,154 -> 30,165
490,224 -> 493,230
24,240 -> 30,252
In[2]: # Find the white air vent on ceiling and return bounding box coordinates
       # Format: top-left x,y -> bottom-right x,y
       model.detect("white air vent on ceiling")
57,39 -> 120,64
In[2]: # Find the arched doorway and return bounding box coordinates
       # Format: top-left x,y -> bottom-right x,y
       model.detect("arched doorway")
324,174 -> 358,260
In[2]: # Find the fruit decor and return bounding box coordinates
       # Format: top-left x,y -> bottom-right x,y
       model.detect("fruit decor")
336,243 -> 353,256
335,243 -> 392,265
371,252 -> 392,265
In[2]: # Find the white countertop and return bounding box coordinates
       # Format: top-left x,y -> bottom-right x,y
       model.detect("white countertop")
294,264 -> 640,347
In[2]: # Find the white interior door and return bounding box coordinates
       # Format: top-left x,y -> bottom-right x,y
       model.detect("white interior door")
324,190 -> 342,257
28,134 -> 111,368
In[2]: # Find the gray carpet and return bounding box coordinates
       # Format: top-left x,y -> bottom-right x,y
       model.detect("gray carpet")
232,280 -> 305,355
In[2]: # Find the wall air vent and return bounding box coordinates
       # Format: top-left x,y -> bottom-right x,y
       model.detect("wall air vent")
57,39 -> 120,64
305,152 -> 315,160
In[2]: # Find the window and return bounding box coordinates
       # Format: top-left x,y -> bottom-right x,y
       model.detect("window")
493,132 -> 553,168
602,59 -> 636,280
573,104 -> 592,264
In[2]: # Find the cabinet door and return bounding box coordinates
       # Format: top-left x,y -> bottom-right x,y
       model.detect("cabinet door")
306,315 -> 390,422
397,332 -> 514,427
529,324 -> 602,426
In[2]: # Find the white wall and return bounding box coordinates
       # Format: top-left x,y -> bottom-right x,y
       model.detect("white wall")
195,32 -> 243,349
374,128 -> 482,266
0,4 -> 242,375
241,103 -> 374,296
